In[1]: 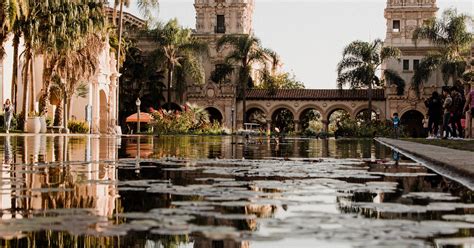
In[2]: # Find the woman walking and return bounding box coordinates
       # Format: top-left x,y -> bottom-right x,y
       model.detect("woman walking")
3,99 -> 13,133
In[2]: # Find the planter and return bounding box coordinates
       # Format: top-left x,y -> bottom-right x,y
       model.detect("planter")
39,117 -> 47,133
26,117 -> 41,134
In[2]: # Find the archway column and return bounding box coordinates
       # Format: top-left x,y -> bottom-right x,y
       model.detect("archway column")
322,120 -> 329,133
294,120 -> 300,133
266,119 -> 272,136
91,81 -> 100,134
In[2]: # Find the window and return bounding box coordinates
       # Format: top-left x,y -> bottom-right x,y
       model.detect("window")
413,59 -> 420,70
215,15 -> 225,33
393,20 -> 400,32
403,60 -> 410,71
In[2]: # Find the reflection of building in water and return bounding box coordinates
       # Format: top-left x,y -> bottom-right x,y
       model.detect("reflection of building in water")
0,136 -> 119,218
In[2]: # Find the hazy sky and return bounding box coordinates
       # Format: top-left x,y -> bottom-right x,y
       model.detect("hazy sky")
123,0 -> 472,89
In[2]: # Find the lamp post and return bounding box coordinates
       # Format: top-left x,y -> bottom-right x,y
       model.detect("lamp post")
231,107 -> 235,134
136,98 -> 141,134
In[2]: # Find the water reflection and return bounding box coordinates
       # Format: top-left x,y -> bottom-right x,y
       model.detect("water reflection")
0,135 -> 471,248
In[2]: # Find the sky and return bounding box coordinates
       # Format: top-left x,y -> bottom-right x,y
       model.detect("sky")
122,0 -> 472,89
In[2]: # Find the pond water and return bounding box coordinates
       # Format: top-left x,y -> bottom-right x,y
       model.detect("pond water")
0,135 -> 472,248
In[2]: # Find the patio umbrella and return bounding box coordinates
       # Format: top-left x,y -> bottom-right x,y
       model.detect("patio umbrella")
126,113 -> 153,123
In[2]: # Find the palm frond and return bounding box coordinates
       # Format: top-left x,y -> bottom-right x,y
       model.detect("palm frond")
384,69 -> 405,95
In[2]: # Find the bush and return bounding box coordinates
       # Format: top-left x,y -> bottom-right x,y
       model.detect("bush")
151,103 -> 227,135
68,120 -> 90,134
333,119 -> 404,138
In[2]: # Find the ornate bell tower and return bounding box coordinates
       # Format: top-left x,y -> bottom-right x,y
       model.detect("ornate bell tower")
186,0 -> 256,130
194,0 -> 254,35
384,0 -> 438,47
383,0 -> 441,124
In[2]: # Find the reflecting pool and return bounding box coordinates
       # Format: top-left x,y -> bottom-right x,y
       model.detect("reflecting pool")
0,135 -> 472,247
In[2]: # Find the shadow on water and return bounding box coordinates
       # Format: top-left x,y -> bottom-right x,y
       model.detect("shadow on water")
0,135 -> 472,248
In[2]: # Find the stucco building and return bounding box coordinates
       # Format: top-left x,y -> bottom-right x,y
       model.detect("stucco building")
0,8 -> 147,134
178,0 -> 472,136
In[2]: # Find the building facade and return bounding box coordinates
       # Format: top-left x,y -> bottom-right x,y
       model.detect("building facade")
180,0 -> 471,137
0,8 -> 147,134
185,0 -> 256,130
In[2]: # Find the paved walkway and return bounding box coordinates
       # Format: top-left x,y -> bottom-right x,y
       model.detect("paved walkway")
376,138 -> 474,180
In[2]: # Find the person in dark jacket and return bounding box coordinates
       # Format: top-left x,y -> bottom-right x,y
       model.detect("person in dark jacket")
424,91 -> 442,138
450,87 -> 464,138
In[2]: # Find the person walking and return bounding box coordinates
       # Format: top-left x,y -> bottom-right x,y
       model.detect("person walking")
442,87 -> 453,139
450,87 -> 464,138
425,91 -> 442,138
3,99 -> 13,134
465,87 -> 474,138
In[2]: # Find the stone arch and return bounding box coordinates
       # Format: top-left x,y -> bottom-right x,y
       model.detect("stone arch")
245,106 -> 268,125
99,90 -> 108,133
271,107 -> 295,133
269,104 -> 297,120
353,105 -> 385,120
324,104 -> 353,121
205,107 -> 223,124
296,104 -> 325,120
401,109 -> 425,138
298,106 -> 324,132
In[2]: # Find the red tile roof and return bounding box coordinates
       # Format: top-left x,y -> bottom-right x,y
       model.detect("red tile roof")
244,89 -> 385,101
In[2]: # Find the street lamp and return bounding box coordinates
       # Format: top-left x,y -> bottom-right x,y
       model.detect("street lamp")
231,107 -> 235,134
136,98 -> 141,134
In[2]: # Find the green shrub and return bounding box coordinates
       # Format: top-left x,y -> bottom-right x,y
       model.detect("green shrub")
151,103 -> 226,135
333,119 -> 405,138
68,120 -> 90,134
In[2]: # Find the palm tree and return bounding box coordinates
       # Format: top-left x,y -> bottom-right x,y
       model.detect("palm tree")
412,8 -> 472,92
112,0 -> 159,68
2,0 -> 27,113
337,39 -> 405,122
37,0 -> 106,116
151,19 -> 207,107
216,34 -> 277,127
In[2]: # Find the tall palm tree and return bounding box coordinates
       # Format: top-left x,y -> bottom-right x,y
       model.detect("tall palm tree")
216,34 -> 277,127
337,39 -> 405,122
412,8 -> 472,92
151,19 -> 207,107
1,0 -> 27,113
37,0 -> 106,116
112,0 -> 158,128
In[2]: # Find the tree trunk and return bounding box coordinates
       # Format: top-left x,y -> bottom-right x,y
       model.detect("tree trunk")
22,52 -> 30,130
54,102 -> 63,127
367,82 -> 373,124
115,0 -> 124,127
167,63 -> 174,107
39,58 -> 53,116
29,56 -> 35,113
242,73 -> 247,129
63,92 -> 67,129
11,34 -> 19,114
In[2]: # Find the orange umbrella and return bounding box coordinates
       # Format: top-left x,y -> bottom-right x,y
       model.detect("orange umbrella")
126,113 -> 153,123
